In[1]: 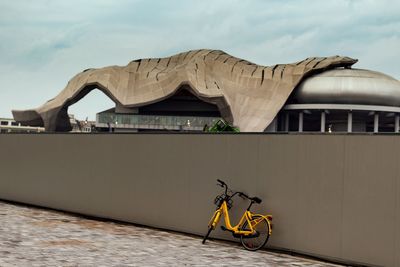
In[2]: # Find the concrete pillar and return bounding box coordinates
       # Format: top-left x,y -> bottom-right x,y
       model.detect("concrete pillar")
347,112 -> 352,133
321,111 -> 326,133
395,114 -> 399,133
285,113 -> 289,132
299,112 -> 303,132
374,113 -> 379,133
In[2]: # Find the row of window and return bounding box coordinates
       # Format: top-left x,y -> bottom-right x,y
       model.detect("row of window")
275,110 -> 400,133
0,120 -> 19,126
97,113 -> 221,129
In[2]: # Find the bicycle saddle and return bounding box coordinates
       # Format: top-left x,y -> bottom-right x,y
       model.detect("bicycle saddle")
251,197 -> 262,204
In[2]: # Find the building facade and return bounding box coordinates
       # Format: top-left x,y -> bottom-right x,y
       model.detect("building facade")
11,49 -> 400,133
0,118 -> 45,133
94,67 -> 400,133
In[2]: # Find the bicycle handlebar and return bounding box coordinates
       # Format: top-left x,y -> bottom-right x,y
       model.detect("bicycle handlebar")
217,179 -> 228,194
217,179 -> 225,186
216,180 -> 262,204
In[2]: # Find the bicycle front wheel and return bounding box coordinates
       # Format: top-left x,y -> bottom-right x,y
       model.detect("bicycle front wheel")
240,215 -> 271,251
202,227 -> 213,244
202,209 -> 221,244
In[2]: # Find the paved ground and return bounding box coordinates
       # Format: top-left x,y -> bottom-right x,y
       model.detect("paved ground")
0,201 -> 345,267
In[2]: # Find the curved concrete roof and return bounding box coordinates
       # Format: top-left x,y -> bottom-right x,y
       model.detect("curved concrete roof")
12,49 -> 357,132
294,68 -> 400,107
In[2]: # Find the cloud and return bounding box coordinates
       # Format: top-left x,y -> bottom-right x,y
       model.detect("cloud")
0,0 -> 399,119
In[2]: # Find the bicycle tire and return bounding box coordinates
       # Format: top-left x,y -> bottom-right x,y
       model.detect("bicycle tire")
240,215 -> 270,251
202,227 -> 213,244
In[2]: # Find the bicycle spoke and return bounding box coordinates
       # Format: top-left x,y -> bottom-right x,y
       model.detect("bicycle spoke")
240,216 -> 270,251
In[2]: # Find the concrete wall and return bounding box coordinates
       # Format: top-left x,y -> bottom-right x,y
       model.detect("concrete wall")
0,134 -> 399,266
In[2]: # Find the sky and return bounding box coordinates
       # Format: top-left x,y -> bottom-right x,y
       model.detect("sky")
1,0 -> 400,120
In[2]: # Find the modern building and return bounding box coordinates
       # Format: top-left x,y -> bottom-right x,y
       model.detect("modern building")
0,118 -> 45,133
94,88 -> 222,132
94,68 -> 400,133
273,68 -> 400,133
12,49 -> 400,133
0,116 -> 95,133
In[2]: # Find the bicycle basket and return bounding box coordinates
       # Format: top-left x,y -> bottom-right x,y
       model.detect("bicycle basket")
214,194 -> 233,209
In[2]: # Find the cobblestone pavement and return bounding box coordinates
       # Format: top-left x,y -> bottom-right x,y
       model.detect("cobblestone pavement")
0,201 -> 344,267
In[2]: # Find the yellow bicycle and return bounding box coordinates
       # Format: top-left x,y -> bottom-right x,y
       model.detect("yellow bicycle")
202,179 -> 273,251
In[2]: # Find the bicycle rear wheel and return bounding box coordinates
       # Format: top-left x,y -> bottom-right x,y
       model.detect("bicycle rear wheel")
240,215 -> 270,251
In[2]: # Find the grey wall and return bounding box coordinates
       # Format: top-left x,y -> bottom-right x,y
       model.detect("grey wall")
0,134 -> 399,266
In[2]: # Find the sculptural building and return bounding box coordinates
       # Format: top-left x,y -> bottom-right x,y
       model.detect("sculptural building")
12,49 -> 400,133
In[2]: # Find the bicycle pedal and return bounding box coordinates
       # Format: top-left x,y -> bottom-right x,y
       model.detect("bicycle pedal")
241,232 -> 260,239
220,226 -> 227,231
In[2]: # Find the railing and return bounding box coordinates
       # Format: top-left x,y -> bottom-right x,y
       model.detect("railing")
97,113 -> 221,130
0,125 -> 45,133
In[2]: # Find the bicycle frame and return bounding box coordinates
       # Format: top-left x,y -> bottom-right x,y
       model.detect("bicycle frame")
203,179 -> 273,249
209,200 -> 268,236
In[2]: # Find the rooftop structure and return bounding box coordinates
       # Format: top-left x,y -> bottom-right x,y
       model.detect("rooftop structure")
12,49 -> 357,132
280,68 -> 400,133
